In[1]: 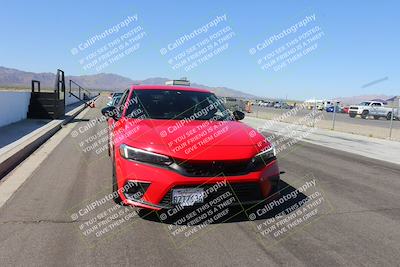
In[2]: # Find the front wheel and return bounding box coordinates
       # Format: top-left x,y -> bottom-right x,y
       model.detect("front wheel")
387,112 -> 392,120
349,113 -> 356,118
112,160 -> 123,205
361,110 -> 369,119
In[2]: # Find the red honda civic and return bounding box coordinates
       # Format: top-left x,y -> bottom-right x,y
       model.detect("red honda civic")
102,85 -> 280,211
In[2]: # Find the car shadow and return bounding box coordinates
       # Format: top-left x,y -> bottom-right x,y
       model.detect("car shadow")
138,180 -> 309,225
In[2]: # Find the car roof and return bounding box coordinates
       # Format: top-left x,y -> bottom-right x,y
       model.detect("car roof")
130,85 -> 211,93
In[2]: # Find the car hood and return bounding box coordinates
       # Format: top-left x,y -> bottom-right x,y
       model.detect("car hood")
117,119 -> 268,161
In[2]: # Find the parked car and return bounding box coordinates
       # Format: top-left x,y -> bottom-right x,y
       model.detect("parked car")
321,100 -> 334,110
107,92 -> 123,106
348,101 -> 399,120
101,85 -> 280,210
274,102 -> 290,109
266,102 -> 275,107
326,105 -> 342,113
108,92 -> 118,100
304,99 -> 324,110
342,106 -> 350,114
224,97 -> 246,112
257,100 -> 269,107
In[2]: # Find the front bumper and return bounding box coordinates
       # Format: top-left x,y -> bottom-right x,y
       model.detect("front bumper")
349,108 -> 362,115
115,156 -> 280,210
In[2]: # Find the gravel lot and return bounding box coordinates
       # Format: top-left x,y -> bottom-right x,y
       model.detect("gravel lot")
250,106 -> 400,141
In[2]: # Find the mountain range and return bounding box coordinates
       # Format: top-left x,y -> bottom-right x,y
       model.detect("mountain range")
0,66 -> 256,98
0,66 -> 394,104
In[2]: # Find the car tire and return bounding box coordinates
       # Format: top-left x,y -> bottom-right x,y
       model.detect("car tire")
112,159 -> 123,205
361,110 -> 369,119
387,112 -> 392,120
349,113 -> 356,118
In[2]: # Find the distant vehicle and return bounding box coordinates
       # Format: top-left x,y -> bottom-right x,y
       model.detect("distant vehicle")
304,99 -> 324,110
273,102 -> 282,108
224,97 -> 246,111
342,106 -> 350,114
257,100 -> 268,107
348,101 -> 399,120
108,92 -> 117,99
317,100 -> 334,110
326,105 -> 342,113
256,100 -> 274,107
324,100 -> 334,108
326,106 -> 334,112
274,102 -> 291,109
107,92 -> 123,106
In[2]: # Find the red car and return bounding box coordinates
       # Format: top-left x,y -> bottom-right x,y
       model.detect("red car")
102,85 -> 280,210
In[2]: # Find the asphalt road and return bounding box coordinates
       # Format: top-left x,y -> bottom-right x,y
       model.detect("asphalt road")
1,98 -> 400,266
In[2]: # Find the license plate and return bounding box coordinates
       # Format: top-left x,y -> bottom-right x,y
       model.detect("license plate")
172,188 -> 204,206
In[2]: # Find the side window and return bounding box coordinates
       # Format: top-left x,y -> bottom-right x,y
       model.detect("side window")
116,89 -> 129,114
124,90 -> 151,119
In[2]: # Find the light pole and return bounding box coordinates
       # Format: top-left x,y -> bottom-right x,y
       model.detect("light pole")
388,98 -> 399,139
312,99 -> 316,128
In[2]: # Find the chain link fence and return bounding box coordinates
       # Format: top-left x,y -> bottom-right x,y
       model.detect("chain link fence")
248,99 -> 400,141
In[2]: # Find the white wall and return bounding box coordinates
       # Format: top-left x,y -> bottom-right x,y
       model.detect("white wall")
0,91 -> 31,127
0,91 -> 87,128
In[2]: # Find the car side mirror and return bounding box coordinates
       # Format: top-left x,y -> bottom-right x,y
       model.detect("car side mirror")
233,110 -> 245,120
101,106 -> 119,120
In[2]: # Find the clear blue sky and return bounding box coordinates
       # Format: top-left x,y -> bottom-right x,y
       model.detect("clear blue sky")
0,0 -> 399,100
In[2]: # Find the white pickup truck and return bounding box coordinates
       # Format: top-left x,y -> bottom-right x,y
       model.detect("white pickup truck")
348,101 -> 399,120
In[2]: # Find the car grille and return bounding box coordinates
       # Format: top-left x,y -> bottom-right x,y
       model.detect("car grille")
181,160 -> 250,176
168,158 -> 274,177
159,182 -> 264,207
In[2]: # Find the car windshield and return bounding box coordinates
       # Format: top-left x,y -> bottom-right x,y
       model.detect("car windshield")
112,96 -> 122,105
125,89 -> 232,120
359,102 -> 371,106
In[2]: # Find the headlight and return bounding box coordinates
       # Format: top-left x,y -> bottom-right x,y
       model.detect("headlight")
119,144 -> 173,166
251,145 -> 276,166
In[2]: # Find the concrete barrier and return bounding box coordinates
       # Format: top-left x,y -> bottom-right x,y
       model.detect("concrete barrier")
0,91 -> 85,128
0,91 -> 31,127
0,96 -> 99,179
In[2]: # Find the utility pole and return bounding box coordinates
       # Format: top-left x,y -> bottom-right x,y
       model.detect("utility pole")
388,98 -> 399,139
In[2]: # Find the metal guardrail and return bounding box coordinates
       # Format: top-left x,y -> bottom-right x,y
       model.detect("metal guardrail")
68,80 -> 95,107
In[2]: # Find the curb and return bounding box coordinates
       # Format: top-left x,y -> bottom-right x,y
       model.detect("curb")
0,96 -> 99,179
243,116 -> 400,165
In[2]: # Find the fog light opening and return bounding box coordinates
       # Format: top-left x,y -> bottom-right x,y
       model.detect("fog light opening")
124,181 -> 150,201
